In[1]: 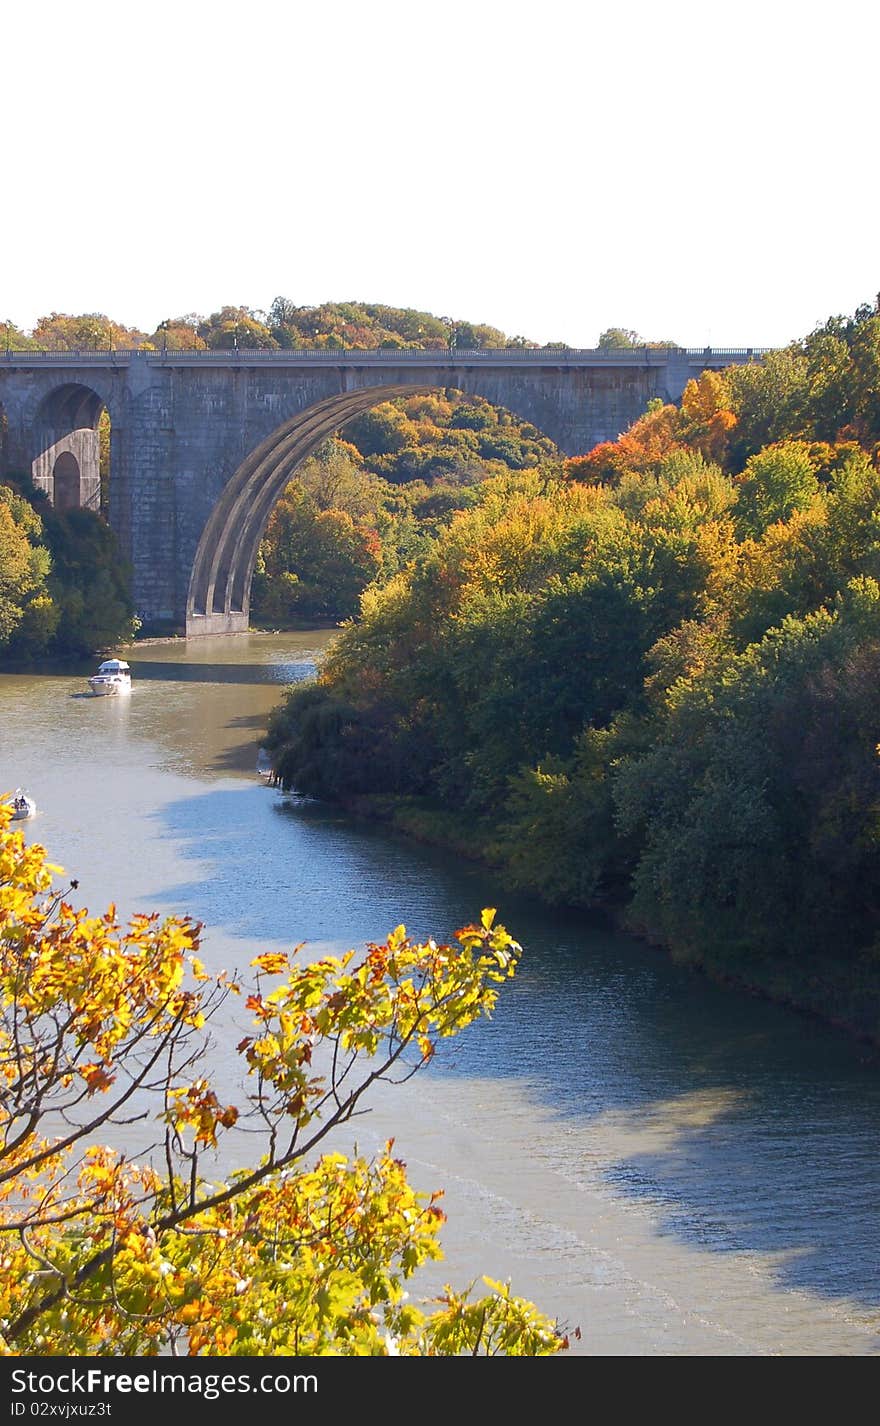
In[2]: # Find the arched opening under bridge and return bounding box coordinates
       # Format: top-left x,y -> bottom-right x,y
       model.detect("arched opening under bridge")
186,383 -> 558,635
32,383 -> 106,512
52,451 -> 82,511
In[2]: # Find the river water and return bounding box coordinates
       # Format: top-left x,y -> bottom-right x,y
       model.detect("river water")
3,632 -> 880,1356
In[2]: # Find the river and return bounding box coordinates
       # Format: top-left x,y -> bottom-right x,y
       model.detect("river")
3,632 -> 880,1356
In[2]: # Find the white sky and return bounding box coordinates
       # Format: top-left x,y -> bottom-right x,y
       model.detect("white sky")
3,0 -> 878,349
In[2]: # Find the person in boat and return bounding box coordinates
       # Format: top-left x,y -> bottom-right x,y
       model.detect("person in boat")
13,794 -> 27,811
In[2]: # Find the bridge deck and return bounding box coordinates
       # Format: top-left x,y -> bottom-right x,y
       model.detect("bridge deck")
2,346 -> 768,368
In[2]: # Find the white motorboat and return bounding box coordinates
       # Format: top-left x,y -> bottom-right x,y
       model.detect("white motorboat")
88,658 -> 132,696
10,789 -> 36,820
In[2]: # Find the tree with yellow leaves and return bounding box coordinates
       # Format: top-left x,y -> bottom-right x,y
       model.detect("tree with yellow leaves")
0,800 -> 563,1357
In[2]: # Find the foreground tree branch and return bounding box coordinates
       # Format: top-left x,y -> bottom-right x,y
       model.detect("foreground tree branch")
0,798 -> 565,1356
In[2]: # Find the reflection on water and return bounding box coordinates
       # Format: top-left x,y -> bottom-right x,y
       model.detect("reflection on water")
3,633 -> 880,1355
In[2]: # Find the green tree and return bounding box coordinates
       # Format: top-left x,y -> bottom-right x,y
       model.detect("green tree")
801,303 -> 880,444
41,506 -> 139,655
342,404 -> 416,459
597,327 -> 643,349
0,486 -> 53,651
1,321 -> 39,351
725,348 -> 811,466
734,441 -> 821,537
294,438 -> 386,520
450,403 -> 495,432
615,579 -> 880,983
252,486 -> 381,623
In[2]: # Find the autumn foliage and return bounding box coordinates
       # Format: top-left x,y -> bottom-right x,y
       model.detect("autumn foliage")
265,297 -> 880,1040
564,374 -> 737,484
0,801 -> 563,1356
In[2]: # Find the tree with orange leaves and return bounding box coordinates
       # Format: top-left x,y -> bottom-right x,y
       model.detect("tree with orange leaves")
564,400 -> 683,484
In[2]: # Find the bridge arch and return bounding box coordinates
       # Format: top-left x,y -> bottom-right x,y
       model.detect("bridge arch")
32,382 -> 105,511
187,384 -> 437,634
52,451 -> 83,510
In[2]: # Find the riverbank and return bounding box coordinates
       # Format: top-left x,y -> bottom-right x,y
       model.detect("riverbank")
130,619 -> 340,648
337,791 -> 880,1056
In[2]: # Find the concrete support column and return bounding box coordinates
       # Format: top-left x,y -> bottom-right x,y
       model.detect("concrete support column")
112,362 -> 181,632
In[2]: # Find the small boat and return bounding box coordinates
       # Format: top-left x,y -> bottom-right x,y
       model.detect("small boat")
10,788 -> 36,820
88,658 -> 132,697
256,747 -> 273,779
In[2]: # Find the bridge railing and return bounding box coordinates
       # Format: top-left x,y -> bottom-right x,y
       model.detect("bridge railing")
1,346 -> 771,363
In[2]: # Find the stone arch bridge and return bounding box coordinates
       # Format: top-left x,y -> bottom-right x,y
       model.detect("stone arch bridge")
0,346 -> 763,635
